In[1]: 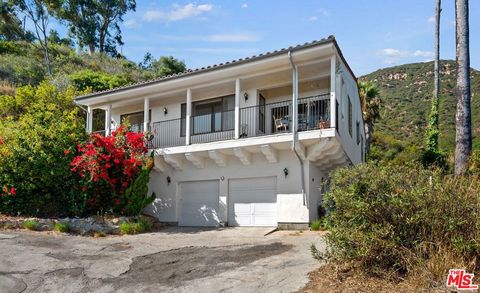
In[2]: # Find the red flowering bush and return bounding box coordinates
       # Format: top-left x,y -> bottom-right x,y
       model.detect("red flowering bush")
70,125 -> 155,215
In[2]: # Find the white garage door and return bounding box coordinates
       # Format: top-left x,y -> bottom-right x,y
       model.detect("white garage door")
179,180 -> 220,227
228,177 -> 277,227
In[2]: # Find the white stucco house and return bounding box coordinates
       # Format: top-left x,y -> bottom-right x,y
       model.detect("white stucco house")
74,36 -> 365,229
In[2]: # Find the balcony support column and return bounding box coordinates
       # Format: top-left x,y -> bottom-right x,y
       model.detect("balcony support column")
86,106 -> 93,134
143,97 -> 150,132
330,55 -> 337,129
104,104 -> 112,136
234,78 -> 241,139
186,88 -> 192,145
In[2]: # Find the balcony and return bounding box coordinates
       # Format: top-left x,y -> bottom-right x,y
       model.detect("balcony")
149,94 -> 330,149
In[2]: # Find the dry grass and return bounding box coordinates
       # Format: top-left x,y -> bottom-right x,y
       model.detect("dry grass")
0,80 -> 16,96
298,263 -> 449,293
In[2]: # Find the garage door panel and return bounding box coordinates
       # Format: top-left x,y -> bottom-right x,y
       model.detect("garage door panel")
179,180 -> 220,227
228,177 -> 277,227
252,203 -> 276,214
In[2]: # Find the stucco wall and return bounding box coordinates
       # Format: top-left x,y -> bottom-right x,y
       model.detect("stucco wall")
144,150 -> 316,224
335,61 -> 364,164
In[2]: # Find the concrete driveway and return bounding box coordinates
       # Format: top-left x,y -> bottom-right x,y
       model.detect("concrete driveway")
0,227 -> 325,293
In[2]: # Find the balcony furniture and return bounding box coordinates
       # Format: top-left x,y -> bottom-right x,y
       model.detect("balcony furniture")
274,115 -> 289,132
318,119 -> 330,129
239,123 -> 248,138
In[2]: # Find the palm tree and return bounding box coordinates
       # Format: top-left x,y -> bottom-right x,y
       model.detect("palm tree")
434,0 -> 441,106
454,0 -> 471,175
358,80 -> 381,157
425,0 -> 441,154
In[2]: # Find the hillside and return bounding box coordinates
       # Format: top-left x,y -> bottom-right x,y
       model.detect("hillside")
362,60 -> 480,152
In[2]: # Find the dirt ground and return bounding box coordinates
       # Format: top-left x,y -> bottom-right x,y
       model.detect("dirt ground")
0,228 -> 325,293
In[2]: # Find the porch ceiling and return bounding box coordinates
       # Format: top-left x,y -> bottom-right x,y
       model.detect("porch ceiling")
153,130 -> 349,173
92,58 -> 332,110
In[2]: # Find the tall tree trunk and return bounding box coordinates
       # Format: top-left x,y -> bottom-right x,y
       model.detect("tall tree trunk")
364,122 -> 372,157
434,0 -> 441,103
88,42 -> 95,55
40,20 -> 51,76
454,0 -> 472,175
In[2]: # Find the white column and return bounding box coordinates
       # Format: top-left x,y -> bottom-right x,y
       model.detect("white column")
104,104 -> 112,136
143,97 -> 149,132
86,106 -> 93,134
292,66 -> 298,136
186,88 -> 192,145
330,55 -> 337,129
234,78 -> 240,139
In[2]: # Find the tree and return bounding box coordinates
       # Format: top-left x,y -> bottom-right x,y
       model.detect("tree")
47,29 -> 72,46
13,0 -> 52,75
358,80 -> 381,157
422,0 -> 446,168
454,0 -> 471,175
95,0 -> 135,55
0,1 -> 34,41
150,56 -> 186,78
48,0 -> 135,55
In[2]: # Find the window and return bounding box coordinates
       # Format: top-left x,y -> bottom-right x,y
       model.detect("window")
181,95 -> 235,135
335,100 -> 339,134
348,96 -> 353,137
120,110 -> 150,132
356,121 -> 360,144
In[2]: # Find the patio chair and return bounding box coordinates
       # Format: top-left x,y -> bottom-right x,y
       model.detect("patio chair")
273,115 -> 288,132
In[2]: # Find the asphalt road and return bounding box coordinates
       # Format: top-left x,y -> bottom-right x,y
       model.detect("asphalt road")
0,227 -> 325,293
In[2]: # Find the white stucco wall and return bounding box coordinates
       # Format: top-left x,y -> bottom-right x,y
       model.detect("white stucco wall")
145,150 -> 316,224
335,60 -> 365,164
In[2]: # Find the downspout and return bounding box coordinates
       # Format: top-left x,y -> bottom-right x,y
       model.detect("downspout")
288,51 -> 306,206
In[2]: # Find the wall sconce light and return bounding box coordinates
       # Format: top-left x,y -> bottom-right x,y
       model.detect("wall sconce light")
166,176 -> 171,185
244,92 -> 249,102
283,168 -> 289,177
163,107 -> 168,115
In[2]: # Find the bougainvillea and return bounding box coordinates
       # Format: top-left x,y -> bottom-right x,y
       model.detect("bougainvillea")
70,125 -> 154,215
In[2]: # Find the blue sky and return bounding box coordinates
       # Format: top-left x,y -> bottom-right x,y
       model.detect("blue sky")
58,1 -> 480,76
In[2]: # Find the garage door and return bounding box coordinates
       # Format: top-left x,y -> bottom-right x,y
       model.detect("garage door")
179,180 -> 220,227
228,177 -> 277,226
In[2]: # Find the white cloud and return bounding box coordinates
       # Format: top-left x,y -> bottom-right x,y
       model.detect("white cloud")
143,3 -> 213,22
159,47 -> 259,55
379,48 -> 410,58
413,50 -> 434,58
318,8 -> 330,16
309,16 -> 318,21
428,16 -> 435,23
124,19 -> 140,28
377,48 -> 435,65
156,33 -> 261,42
241,3 -> 248,8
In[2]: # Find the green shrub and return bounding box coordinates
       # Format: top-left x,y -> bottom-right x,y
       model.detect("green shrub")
68,69 -> 129,92
119,217 -> 152,235
53,222 -> 70,233
322,162 -> 480,279
0,82 -> 87,217
22,219 -> 39,231
123,161 -> 156,216
310,219 -> 321,231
